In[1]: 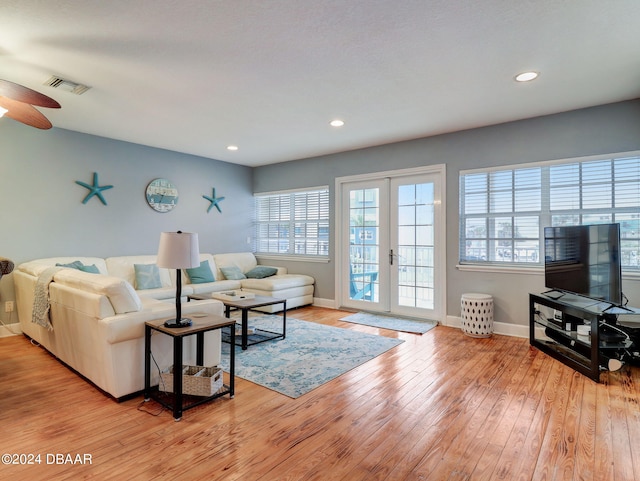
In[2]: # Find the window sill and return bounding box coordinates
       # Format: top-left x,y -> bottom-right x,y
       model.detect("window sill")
256,254 -> 330,263
457,263 -> 640,280
456,263 -> 544,275
622,270 -> 640,280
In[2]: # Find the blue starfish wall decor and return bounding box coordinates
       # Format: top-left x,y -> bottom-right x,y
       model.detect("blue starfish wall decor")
203,188 -> 225,213
76,172 -> 113,205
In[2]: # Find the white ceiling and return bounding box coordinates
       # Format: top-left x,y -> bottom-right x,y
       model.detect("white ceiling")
1,1 -> 639,167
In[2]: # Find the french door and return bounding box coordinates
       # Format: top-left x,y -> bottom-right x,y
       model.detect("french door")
338,167 -> 445,320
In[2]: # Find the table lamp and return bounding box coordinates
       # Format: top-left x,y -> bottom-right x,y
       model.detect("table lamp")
157,231 -> 200,328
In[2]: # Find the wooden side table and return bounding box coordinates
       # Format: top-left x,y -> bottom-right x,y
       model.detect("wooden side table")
188,293 -> 287,350
220,296 -> 286,350
143,313 -> 236,421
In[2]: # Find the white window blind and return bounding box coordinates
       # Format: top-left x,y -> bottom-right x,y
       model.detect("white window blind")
459,154 -> 640,268
255,187 -> 330,257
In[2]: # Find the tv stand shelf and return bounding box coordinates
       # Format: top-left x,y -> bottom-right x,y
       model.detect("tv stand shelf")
529,293 -> 630,382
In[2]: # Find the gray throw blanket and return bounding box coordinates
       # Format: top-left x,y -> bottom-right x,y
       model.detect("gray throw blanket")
32,266 -> 64,331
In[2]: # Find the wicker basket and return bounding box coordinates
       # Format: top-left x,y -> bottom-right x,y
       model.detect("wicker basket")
160,365 -> 223,396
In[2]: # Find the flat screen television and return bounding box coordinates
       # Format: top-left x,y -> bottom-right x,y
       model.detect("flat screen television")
544,223 -> 622,305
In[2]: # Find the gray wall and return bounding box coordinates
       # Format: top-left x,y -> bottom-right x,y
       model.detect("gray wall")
253,100 -> 640,326
0,122 -> 253,324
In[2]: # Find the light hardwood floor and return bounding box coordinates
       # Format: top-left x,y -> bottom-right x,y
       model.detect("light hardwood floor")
1,306 -> 639,480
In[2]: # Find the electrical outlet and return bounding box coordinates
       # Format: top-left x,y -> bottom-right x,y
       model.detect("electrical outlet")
5,301 -> 14,312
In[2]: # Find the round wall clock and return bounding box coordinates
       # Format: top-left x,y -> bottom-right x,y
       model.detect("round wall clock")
146,178 -> 178,213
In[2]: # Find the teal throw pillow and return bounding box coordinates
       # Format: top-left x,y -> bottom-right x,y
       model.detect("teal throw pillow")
186,260 -> 215,284
245,266 -> 278,279
219,266 -> 246,280
78,264 -> 100,274
56,260 -> 85,270
56,260 -> 99,274
134,263 -> 162,290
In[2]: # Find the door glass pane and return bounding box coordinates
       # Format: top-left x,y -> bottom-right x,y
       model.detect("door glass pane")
398,184 -> 415,205
416,287 -> 434,308
398,205 -> 415,225
398,226 -> 415,244
416,205 -> 433,225
349,188 -> 379,302
416,182 -> 434,204
416,226 -> 433,246
397,181 -> 435,309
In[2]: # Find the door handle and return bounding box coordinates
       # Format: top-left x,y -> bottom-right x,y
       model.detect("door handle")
389,249 -> 394,265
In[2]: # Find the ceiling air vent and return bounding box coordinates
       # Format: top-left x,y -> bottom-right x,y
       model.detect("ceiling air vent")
43,76 -> 91,95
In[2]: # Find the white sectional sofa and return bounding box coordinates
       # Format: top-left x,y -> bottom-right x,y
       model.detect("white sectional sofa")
14,252 -> 314,400
103,252 -> 315,311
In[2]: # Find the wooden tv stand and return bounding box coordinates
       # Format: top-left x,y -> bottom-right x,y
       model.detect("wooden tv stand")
529,293 -> 633,382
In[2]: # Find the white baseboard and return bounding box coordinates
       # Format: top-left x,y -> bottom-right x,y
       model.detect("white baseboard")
312,297 -> 336,309
443,315 -> 528,338
0,324 -> 21,337
309,301 -> 529,339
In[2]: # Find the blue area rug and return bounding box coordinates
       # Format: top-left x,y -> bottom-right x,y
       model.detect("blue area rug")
340,312 -> 437,334
218,316 -> 403,398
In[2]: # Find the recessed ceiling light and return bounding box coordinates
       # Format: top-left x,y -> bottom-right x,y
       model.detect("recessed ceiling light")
330,119 -> 345,127
227,145 -> 238,151
515,71 -> 539,82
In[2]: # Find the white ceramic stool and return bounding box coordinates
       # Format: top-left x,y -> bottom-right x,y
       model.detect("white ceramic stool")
460,293 -> 494,338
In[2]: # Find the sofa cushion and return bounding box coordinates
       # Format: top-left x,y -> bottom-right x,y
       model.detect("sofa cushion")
135,286 -> 191,300
240,283 -> 314,300
134,263 -> 162,290
189,279 -> 242,294
19,257 -> 109,276
105,255 -> 172,288
220,266 -> 246,280
240,274 -> 315,291
245,266 -> 278,279
50,282 -> 116,319
186,260 -> 215,283
213,252 -> 258,278
53,269 -> 142,314
102,297 -> 224,345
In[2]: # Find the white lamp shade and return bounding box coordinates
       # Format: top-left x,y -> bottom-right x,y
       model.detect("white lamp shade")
157,231 -> 200,269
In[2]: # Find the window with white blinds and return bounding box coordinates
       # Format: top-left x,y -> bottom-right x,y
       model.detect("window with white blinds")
254,187 -> 330,257
459,154 -> 640,268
